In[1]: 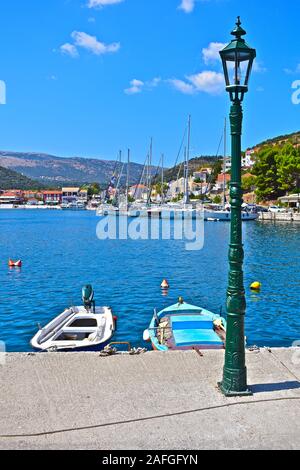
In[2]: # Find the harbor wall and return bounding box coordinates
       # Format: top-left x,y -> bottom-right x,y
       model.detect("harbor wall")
259,212 -> 300,222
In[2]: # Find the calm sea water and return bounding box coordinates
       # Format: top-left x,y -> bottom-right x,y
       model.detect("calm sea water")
0,210 -> 299,352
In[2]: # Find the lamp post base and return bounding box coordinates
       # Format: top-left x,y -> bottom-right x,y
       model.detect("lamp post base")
218,382 -> 253,397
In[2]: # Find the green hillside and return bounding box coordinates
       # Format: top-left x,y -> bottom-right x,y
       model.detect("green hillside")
0,166 -> 44,190
252,131 -> 300,149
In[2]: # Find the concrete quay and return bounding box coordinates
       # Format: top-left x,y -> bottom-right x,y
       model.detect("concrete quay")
259,212 -> 300,222
0,348 -> 299,450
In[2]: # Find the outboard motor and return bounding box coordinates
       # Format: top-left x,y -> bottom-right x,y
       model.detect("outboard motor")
82,285 -> 96,313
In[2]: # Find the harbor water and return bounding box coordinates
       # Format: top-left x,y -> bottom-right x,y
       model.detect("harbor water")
0,210 -> 299,352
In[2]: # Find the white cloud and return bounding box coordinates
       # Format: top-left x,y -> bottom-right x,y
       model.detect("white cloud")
148,77 -> 161,88
125,73 -> 223,96
188,71 -> 224,94
284,64 -> 300,75
124,77 -> 161,95
125,79 -> 145,95
253,61 -> 267,73
88,0 -> 124,8
202,42 -> 226,65
168,79 -> 195,95
60,43 -> 79,58
178,0 -> 195,13
71,31 -> 120,55
60,32 -> 120,58
169,71 -> 224,95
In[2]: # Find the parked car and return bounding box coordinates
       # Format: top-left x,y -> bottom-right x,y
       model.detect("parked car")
268,205 -> 286,213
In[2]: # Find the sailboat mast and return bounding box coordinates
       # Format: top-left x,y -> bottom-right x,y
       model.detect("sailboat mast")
161,153 -> 164,204
126,149 -> 130,208
116,150 -> 122,206
223,118 -> 227,207
148,138 -> 153,206
184,115 -> 191,205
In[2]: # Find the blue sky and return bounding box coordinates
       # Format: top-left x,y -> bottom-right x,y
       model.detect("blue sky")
0,0 -> 300,166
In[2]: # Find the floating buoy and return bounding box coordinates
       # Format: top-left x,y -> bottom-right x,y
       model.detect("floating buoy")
8,259 -> 22,268
161,279 -> 170,289
251,282 -> 261,291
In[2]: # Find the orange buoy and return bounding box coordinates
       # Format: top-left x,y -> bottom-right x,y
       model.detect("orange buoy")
161,279 -> 170,289
8,259 -> 22,268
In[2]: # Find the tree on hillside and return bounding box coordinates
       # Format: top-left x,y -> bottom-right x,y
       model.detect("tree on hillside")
276,143 -> 300,193
252,146 -> 283,201
242,175 -> 257,192
211,160 -> 223,184
85,182 -> 101,196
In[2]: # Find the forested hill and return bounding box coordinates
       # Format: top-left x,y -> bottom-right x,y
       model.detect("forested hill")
251,131 -> 300,150
0,151 -> 155,186
0,166 -> 44,190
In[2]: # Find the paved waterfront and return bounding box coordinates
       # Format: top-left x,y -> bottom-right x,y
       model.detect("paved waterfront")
0,348 -> 299,450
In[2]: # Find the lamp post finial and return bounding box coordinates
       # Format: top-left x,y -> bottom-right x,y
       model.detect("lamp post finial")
232,16 -> 246,39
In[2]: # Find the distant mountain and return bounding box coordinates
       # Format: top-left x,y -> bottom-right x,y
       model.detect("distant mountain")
0,165 -> 44,190
0,151 -> 155,187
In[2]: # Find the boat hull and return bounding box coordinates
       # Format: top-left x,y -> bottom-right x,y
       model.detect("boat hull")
204,210 -> 258,221
31,306 -> 116,352
145,302 -> 226,352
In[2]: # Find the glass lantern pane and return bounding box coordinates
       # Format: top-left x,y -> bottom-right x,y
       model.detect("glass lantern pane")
229,58 -> 250,86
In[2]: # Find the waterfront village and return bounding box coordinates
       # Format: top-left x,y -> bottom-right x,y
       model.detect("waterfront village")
1,144 -> 299,213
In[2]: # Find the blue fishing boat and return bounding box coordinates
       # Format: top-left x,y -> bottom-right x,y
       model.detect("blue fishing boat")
143,298 -> 226,351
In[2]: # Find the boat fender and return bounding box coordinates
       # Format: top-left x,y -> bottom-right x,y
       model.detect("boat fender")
113,316 -> 118,330
143,329 -> 151,342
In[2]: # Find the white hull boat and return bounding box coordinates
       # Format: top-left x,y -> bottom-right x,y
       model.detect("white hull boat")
204,210 -> 258,221
31,286 -> 116,352
31,306 -> 116,352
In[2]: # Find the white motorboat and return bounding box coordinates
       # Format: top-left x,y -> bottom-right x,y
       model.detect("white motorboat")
204,207 -> 258,221
31,286 -> 116,352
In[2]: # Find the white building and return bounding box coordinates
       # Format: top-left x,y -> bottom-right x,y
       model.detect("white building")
223,151 -> 255,170
243,150 -> 255,168
129,184 -> 148,201
62,187 -> 80,204
168,178 -> 195,199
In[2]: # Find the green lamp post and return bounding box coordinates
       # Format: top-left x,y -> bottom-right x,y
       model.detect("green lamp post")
218,17 -> 256,397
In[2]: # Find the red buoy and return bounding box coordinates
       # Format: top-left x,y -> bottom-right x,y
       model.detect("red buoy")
8,259 -> 22,268
161,279 -> 170,289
